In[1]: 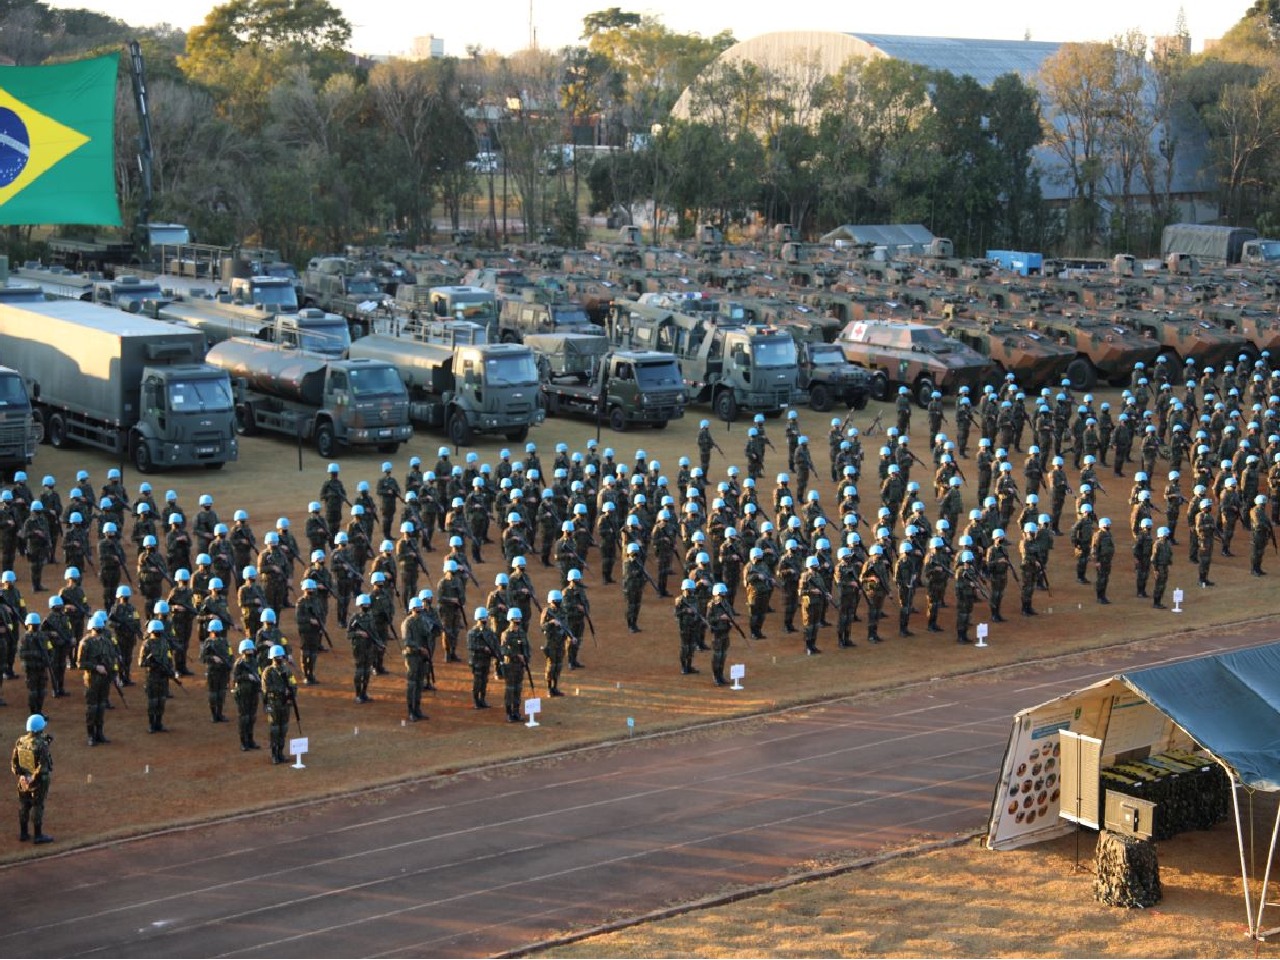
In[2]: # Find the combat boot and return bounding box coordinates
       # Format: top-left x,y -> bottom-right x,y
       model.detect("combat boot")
957,628 -> 970,644
927,618 -> 942,633
18,816 -> 29,842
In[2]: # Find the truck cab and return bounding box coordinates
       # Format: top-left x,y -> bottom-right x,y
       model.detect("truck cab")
498,290 -> 595,343
427,285 -> 498,335
228,275 -> 300,314
94,275 -> 166,313
0,364 -> 37,471
611,299 -> 802,421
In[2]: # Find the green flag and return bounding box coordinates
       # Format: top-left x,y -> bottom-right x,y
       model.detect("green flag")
0,53 -> 121,226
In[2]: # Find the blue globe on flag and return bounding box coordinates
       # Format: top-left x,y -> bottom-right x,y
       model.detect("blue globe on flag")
0,108 -> 31,187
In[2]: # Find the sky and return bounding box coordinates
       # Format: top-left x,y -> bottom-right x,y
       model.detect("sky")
48,0 -> 1253,58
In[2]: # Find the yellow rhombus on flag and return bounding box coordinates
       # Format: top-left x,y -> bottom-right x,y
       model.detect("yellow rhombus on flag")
0,52 -> 121,226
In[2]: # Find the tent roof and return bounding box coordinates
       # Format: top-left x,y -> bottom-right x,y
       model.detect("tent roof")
820,223 -> 935,247
1124,643 -> 1280,792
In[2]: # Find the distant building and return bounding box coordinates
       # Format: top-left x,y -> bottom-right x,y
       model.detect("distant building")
1153,34 -> 1192,59
409,35 -> 445,60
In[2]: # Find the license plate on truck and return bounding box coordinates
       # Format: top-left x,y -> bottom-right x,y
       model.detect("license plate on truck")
197,446 -> 216,455
378,428 -> 392,438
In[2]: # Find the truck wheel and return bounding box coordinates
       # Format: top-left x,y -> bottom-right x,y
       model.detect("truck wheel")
869,372 -> 889,403
851,390 -> 869,411
314,422 -> 336,459
235,403 -> 259,437
914,377 -> 936,408
132,437 -> 154,474
809,384 -> 832,412
651,420 -> 668,430
448,410 -> 474,447
505,426 -> 529,443
1065,358 -> 1096,391
47,414 -> 68,449
714,390 -> 738,423
32,410 -> 47,446
609,406 -> 628,432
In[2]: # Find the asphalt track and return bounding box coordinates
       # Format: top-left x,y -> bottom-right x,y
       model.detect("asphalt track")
3,621 -> 1274,958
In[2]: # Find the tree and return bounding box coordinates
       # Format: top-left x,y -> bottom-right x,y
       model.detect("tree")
180,0 -> 353,132
986,73 -> 1045,250
1039,42 -> 1120,251
369,59 -> 446,243
583,12 -> 734,138
1104,31 -> 1156,251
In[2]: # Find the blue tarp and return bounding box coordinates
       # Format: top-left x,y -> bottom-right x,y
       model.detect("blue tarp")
1123,643 -> 1280,792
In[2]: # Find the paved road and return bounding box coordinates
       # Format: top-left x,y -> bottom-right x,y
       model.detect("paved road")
3,623 -> 1272,958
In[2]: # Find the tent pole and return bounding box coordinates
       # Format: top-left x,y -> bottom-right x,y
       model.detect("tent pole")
1232,778 -> 1257,938
1254,798 -> 1280,939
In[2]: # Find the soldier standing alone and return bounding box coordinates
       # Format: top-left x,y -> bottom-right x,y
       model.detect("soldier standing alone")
11,713 -> 53,843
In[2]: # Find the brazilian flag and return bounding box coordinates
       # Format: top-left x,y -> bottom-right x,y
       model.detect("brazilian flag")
0,53 -> 121,226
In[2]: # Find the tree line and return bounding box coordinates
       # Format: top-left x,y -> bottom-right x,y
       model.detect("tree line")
4,0 -> 1280,261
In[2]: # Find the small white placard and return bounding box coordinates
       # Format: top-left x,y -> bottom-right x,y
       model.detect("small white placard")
524,697 -> 542,727
1172,588 -> 1184,613
730,663 -> 745,690
289,737 -> 308,769
975,623 -> 989,648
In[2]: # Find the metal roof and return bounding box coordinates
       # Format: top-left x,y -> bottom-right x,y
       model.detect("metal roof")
848,33 -> 1061,86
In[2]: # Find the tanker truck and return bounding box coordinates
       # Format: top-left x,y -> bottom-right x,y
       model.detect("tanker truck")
0,300 -> 238,472
347,319 -> 543,446
206,339 -> 412,457
151,296 -> 351,357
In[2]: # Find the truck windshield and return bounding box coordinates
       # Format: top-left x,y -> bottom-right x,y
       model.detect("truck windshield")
750,339 -> 797,367
297,323 -> 351,356
168,377 -> 233,412
550,308 -> 591,325
635,361 -> 682,388
0,374 -> 27,407
348,366 -> 405,397
1256,241 -> 1280,261
809,347 -> 845,366
348,278 -> 381,296
484,354 -> 539,386
253,285 -> 299,310
452,298 -> 497,323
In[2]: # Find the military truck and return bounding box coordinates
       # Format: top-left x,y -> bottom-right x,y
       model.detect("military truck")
527,333 -> 686,431
207,339 -> 411,457
1020,313 -> 1160,389
937,316 -> 1076,389
796,340 -> 871,412
835,319 -> 994,406
93,274 -> 167,312
347,320 -> 543,446
225,275 -> 301,314
1161,224 -> 1259,267
11,262 -> 97,300
0,300 -> 238,472
302,257 -> 392,336
404,284 -> 500,336
0,363 -> 37,472
151,297 -> 351,358
607,299 -> 803,421
497,289 -> 598,343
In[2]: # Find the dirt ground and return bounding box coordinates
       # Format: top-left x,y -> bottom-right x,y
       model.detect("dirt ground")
3,389 -> 1275,876
539,824 -> 1269,958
